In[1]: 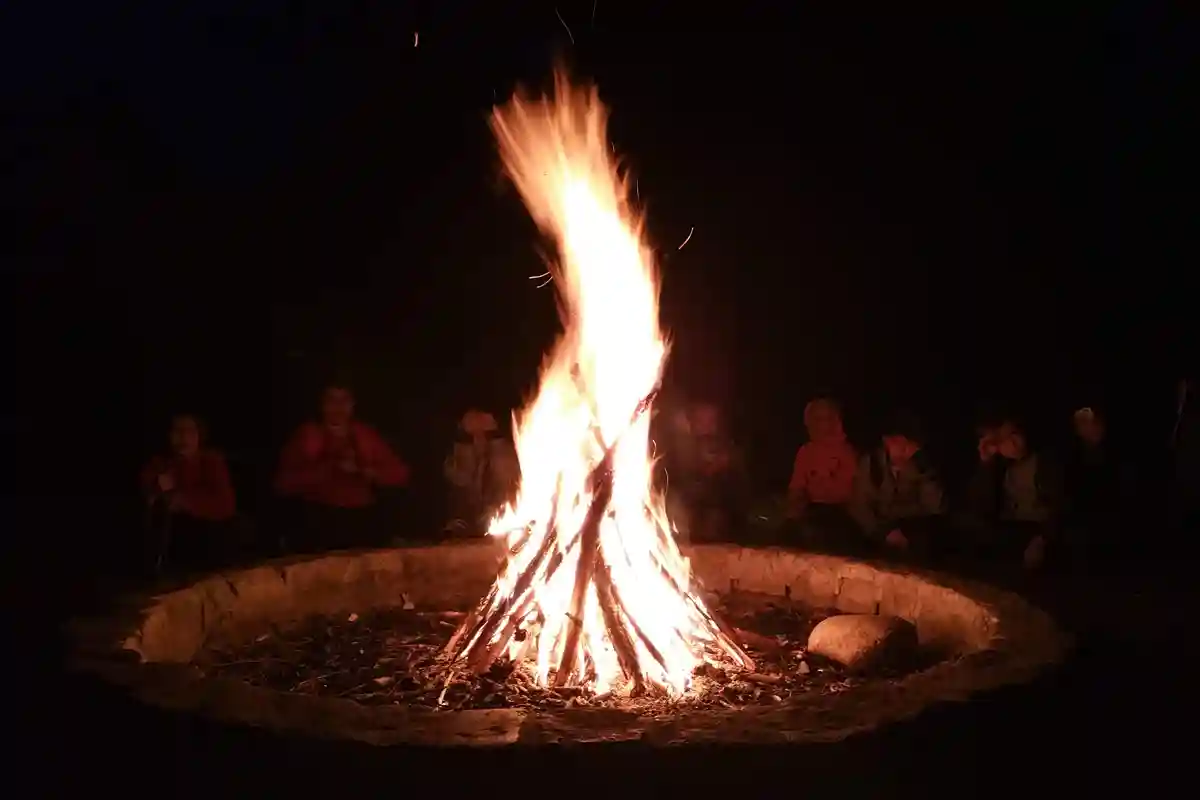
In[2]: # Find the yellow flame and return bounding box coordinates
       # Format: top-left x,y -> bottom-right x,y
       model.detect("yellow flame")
466,72 -> 730,696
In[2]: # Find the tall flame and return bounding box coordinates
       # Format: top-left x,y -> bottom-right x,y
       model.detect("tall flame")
451,72 -> 748,696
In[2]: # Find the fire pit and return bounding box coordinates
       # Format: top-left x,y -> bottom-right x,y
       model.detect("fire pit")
68,541 -> 1067,746
68,73 -> 1064,747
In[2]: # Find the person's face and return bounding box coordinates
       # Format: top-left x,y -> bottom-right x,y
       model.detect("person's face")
807,404 -> 838,439
882,434 -> 919,465
996,424 -> 1027,459
170,416 -> 201,457
322,388 -> 355,428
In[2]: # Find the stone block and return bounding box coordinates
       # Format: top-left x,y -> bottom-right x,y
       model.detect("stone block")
835,577 -> 880,614
803,565 -> 840,608
807,614 -> 918,672
879,574 -> 922,622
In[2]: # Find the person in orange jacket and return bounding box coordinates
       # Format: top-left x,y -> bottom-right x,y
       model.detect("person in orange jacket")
784,398 -> 860,551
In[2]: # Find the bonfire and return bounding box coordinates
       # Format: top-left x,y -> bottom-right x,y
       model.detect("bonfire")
443,72 -> 753,697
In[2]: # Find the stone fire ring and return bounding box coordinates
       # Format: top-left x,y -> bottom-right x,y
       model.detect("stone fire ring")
68,541 -> 1069,747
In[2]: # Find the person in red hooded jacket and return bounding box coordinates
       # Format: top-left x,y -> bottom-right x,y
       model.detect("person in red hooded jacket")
140,414 -> 237,571
275,384 -> 411,552
784,397 -> 861,551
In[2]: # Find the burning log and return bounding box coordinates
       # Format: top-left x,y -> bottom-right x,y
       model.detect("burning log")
441,71 -> 753,697
553,449 -> 613,686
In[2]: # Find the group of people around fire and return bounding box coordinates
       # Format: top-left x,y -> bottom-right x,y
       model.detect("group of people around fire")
141,379 -> 1196,577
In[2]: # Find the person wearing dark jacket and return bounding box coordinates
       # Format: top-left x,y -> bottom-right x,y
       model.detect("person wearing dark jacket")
964,419 -> 1060,570
849,413 -> 947,559
1062,406 -> 1122,564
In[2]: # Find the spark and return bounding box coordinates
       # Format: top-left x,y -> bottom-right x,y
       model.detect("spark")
677,226 -> 694,250
555,8 -> 575,44
528,270 -> 554,289
636,179 -> 639,200
414,32 -> 418,47
592,0 -> 598,26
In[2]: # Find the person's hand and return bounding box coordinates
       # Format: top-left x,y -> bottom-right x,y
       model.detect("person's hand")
885,529 -> 909,550
1023,534 -> 1046,570
361,465 -> 379,483
978,434 -> 1000,462
157,472 -> 175,493
337,456 -> 360,474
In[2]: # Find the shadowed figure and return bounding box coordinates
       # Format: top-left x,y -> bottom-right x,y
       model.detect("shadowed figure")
140,414 -> 239,573
963,419 -> 1061,571
442,409 -> 520,537
661,402 -> 749,543
849,413 -> 947,560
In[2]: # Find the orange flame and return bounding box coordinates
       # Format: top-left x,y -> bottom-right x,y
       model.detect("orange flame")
455,72 -> 746,696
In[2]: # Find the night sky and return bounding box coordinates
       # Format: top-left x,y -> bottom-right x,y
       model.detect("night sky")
7,4 -> 1190,521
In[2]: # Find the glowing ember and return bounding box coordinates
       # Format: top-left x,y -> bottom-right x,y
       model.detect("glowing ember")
443,72 -> 752,697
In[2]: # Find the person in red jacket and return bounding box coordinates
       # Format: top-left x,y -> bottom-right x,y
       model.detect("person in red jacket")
140,414 -> 237,572
784,397 -> 860,551
275,384 -> 411,552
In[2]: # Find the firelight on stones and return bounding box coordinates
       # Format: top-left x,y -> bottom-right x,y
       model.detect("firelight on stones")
443,73 -> 752,696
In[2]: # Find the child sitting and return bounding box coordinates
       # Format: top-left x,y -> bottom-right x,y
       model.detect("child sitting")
784,398 -> 859,550
965,419 -> 1060,571
442,410 -> 520,537
849,413 -> 947,558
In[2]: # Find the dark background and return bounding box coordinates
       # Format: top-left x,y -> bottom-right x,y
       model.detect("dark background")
5,5 -> 1190,559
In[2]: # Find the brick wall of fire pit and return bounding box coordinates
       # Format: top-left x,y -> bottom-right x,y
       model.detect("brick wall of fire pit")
68,541 -> 1068,746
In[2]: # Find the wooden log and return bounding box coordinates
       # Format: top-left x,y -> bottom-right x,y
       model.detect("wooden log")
452,480 -> 566,664
442,582 -> 499,657
458,523 -> 558,665
470,595 -> 536,670
622,512 -> 756,671
453,386 -> 657,682
593,554 -> 645,690
553,452 -> 613,686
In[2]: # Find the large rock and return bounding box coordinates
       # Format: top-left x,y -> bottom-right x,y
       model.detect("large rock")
807,614 -> 918,672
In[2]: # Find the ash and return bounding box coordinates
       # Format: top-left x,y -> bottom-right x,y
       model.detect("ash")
199,593 -> 917,715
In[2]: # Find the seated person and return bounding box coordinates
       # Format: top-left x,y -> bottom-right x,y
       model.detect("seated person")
140,414 -> 237,573
663,402 -> 748,543
849,413 -> 947,558
1062,406 -> 1121,564
275,383 -> 411,552
443,409 -> 520,536
965,419 -> 1060,570
784,397 -> 859,549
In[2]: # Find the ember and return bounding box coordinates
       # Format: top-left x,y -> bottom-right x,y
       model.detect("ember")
442,73 -> 751,697
201,594 -> 905,714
